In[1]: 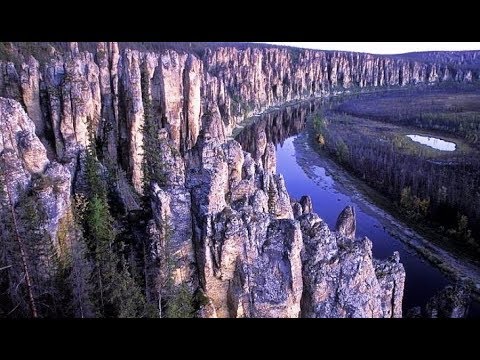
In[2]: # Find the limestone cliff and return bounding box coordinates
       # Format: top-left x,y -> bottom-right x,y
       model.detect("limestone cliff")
7,41 -> 475,317
0,97 -> 71,246
1,43 -> 477,193
145,112 -> 405,317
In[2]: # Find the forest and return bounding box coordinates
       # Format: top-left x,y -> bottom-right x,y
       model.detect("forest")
335,84 -> 480,147
0,41 -> 300,67
313,87 -> 480,257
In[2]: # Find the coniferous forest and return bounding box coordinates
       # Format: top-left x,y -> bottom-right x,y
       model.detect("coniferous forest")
313,86 -> 480,257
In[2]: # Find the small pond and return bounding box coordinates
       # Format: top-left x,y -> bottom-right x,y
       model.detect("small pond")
406,135 -> 456,151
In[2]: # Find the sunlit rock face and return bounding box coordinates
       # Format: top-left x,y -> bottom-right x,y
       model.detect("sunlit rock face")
296,210 -> 404,318
0,98 -> 49,177
13,42 -> 480,317
0,97 -> 71,245
179,115 -> 405,317
2,42 -> 475,193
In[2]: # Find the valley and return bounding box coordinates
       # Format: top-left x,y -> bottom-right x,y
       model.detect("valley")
1,42 -> 479,318
314,88 -> 480,262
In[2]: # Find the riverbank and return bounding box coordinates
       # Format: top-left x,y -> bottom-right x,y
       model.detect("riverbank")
297,119 -> 480,301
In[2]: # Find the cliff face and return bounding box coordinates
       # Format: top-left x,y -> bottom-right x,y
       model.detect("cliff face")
0,98 -> 71,246
1,43 -> 476,193
145,110 -> 404,317
6,41 -> 474,317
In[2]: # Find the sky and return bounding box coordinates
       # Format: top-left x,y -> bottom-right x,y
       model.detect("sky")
262,42 -> 480,55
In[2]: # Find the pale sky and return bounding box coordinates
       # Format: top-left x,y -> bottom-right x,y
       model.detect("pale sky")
261,42 -> 480,55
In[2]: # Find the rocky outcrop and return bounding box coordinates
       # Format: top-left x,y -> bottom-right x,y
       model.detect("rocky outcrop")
0,97 -> 71,244
185,129 -> 304,317
299,196 -> 313,214
19,56 -> 43,139
147,128 -> 197,302
179,118 -> 405,317
0,97 -> 49,201
407,283 -> 471,318
2,42 -> 478,191
194,206 -> 303,318
41,44 -> 102,161
298,211 -> 405,318
203,48 -> 478,134
374,252 -> 405,318
32,163 -> 72,248
335,205 -> 356,240
150,183 -> 195,288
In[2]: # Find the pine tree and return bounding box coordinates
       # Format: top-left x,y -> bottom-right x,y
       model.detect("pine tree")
165,283 -> 194,318
154,212 -> 194,318
155,212 -> 174,317
82,132 -> 149,317
63,200 -> 95,318
140,70 -> 166,195
16,190 -> 63,317
66,238 -> 95,317
0,165 -> 23,316
0,156 -> 38,317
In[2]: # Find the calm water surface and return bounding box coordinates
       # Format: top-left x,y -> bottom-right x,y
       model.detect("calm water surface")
407,134 -> 456,151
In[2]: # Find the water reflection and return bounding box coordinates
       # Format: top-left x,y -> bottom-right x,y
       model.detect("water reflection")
235,100 -> 319,158
407,134 -> 456,151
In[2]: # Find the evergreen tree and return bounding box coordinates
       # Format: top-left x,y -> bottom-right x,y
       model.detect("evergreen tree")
63,200 -> 95,318
154,213 -> 194,318
67,234 -> 95,317
0,156 -> 38,317
165,283 -> 194,318
0,159 -> 65,318
17,189 -> 67,317
82,133 -> 149,317
140,70 -> 166,195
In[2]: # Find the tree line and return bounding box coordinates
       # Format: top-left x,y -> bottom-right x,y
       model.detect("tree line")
313,111 -> 480,253
336,87 -> 480,148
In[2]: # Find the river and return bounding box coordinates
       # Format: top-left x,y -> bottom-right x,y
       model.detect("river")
235,100 -> 480,317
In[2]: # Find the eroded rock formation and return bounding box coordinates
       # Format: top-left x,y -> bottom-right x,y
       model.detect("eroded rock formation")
336,205 -> 356,240
297,204 -> 404,318
2,43 -> 477,193
407,283 -> 471,318
8,41 -> 476,317
0,98 -> 71,244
